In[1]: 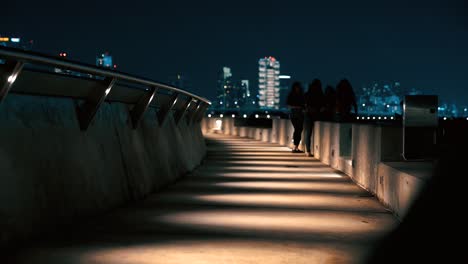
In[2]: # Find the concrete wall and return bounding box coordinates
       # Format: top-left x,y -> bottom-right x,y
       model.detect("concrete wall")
202,117 -> 432,220
0,94 -> 206,247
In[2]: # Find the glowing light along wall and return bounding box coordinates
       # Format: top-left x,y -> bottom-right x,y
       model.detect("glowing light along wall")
258,57 -> 280,109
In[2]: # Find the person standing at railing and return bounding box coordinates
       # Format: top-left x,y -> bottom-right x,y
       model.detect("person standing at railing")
335,79 -> 358,121
323,85 -> 337,121
287,82 -> 305,153
303,79 -> 325,157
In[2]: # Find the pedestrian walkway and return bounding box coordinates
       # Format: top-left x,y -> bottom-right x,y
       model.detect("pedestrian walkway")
7,134 -> 396,264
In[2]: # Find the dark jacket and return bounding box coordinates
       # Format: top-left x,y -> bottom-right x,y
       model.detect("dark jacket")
287,92 -> 305,108
304,90 -> 324,120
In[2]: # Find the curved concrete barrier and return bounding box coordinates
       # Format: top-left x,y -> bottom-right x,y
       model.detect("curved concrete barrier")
0,94 -> 206,246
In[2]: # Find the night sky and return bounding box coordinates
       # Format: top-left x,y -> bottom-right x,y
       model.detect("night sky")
2,0 -> 467,105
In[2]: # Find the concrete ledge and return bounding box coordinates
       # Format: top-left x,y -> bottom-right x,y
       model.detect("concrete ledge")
202,117 -> 433,220
0,94 -> 206,246
377,162 -> 433,219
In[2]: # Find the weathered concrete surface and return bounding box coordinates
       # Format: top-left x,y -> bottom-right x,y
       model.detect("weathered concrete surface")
201,117 -> 431,220
377,162 -> 433,219
0,94 -> 206,247
5,134 -> 396,264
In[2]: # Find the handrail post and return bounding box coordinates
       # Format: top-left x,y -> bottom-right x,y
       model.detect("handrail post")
174,97 -> 193,124
194,103 -> 209,123
157,92 -> 179,126
76,77 -> 116,131
186,101 -> 201,124
0,60 -> 24,103
130,87 -> 158,129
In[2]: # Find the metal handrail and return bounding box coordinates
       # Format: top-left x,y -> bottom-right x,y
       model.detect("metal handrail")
0,46 -> 211,105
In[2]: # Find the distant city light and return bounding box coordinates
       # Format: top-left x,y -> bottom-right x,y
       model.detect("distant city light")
255,114 -> 259,118
243,114 -> 247,118
391,117 -> 394,120
367,117 -> 370,120
220,101 -> 223,105
465,108 -> 467,112
386,104 -> 390,108
207,114 -> 212,118
384,117 -> 387,120
443,117 -> 447,120
231,114 -> 235,118
357,117 -> 360,120
378,117 -> 381,119
372,117 -> 376,120
279,75 -> 291,79
0,37 -> 9,42
362,103 -> 366,107
234,101 -> 238,105
10,38 -> 20,43
220,114 -> 224,118
267,115 -> 271,118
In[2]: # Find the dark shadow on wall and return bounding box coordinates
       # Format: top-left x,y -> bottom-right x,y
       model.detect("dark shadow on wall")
366,136 -> 468,263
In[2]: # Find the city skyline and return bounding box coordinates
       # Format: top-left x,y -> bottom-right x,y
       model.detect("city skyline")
2,0 -> 467,106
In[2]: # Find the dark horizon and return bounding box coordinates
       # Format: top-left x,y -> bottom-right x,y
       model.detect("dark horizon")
2,0 -> 467,105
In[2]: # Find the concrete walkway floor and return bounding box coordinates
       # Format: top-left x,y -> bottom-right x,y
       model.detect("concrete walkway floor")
6,134 -> 397,264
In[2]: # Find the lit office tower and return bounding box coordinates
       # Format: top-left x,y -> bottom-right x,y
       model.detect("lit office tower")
96,52 -> 115,69
258,57 -> 280,109
239,79 -> 252,107
216,67 -> 235,108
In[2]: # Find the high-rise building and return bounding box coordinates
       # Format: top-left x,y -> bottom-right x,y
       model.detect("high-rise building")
258,57 -> 280,109
96,52 -> 116,69
216,67 -> 237,108
169,73 -> 190,90
0,36 -> 34,50
0,36 -> 34,64
238,79 -> 253,108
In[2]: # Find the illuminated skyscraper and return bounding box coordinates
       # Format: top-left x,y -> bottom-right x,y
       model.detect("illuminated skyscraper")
216,67 -> 234,108
258,57 -> 280,109
96,52 -> 115,69
169,73 -> 190,90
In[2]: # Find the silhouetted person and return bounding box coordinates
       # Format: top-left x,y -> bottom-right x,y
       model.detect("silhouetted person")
303,79 -> 324,157
335,79 -> 357,121
323,85 -> 337,121
287,82 -> 305,153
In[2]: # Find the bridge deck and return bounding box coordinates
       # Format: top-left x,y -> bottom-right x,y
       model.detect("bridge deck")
8,134 -> 396,264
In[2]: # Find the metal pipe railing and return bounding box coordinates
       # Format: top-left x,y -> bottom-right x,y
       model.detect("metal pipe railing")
0,46 -> 211,130
0,47 -> 210,104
